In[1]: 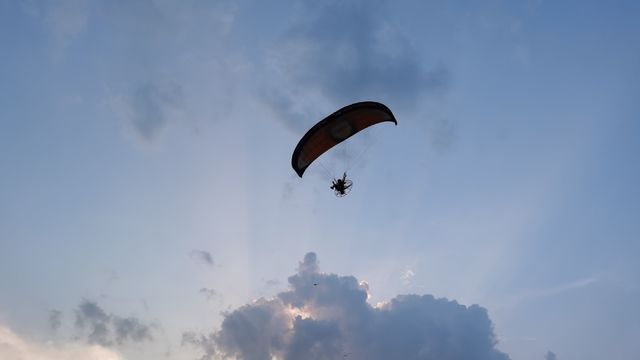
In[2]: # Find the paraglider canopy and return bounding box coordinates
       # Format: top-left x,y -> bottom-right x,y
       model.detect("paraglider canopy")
291,101 -> 397,178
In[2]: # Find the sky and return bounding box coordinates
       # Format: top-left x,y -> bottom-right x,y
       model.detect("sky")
1,0 -> 639,359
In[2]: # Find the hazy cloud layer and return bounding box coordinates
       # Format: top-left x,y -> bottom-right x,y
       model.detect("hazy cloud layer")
545,351 -> 557,360
25,0 -> 238,142
74,300 -> 154,347
19,0 -> 90,59
184,252 -> 509,360
28,0 -> 448,142
0,324 -> 122,360
263,0 -> 448,132
100,0 -> 238,142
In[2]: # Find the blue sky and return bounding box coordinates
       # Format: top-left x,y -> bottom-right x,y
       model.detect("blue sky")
1,0 -> 639,359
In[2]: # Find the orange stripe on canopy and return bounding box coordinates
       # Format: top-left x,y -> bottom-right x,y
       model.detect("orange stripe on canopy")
291,101 -> 397,177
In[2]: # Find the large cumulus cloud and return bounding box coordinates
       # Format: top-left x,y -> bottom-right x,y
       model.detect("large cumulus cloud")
184,252 -> 509,360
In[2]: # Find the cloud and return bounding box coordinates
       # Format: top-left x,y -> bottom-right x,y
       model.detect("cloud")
94,0 -> 239,142
262,0 -> 448,132
184,252 -> 510,360
502,274 -> 600,310
545,351 -> 557,360
200,288 -> 218,300
74,299 -> 154,347
189,250 -> 215,267
428,115 -> 456,153
0,324 -> 123,360
400,269 -> 415,285
112,317 -> 153,345
49,309 -> 63,332
19,0 -> 91,60
43,0 -> 90,59
109,81 -> 186,142
75,301 -> 111,346
219,299 -> 293,360
199,288 -> 223,305
181,332 -> 217,360
297,252 -> 319,274
265,279 -> 282,288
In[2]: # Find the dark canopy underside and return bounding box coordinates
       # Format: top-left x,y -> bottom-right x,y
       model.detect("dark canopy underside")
291,101 -> 397,177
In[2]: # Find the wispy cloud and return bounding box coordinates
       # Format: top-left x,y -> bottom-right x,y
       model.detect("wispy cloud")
189,250 -> 215,267
65,0 -> 239,143
49,309 -> 63,332
265,279 -> 282,288
502,275 -> 600,310
262,0 -> 448,133
199,287 -> 223,306
74,299 -> 155,347
44,0 -> 90,60
182,332 -> 217,360
109,81 -> 186,142
400,268 -> 415,285
532,276 -> 599,298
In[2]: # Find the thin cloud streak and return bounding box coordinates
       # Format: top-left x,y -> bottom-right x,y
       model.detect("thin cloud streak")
500,275 -> 601,311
